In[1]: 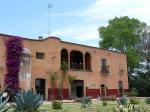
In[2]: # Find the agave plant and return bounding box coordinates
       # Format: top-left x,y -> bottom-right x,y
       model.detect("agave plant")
117,95 -> 128,106
80,96 -> 92,108
145,97 -> 150,104
14,90 -> 43,112
0,87 -> 9,112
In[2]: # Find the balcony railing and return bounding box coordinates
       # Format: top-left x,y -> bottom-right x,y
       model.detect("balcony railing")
101,66 -> 109,74
70,63 -> 83,70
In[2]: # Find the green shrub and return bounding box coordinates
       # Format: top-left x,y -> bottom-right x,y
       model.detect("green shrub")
80,96 -> 92,108
52,100 -> 62,109
101,96 -> 107,106
117,95 -> 128,106
101,96 -> 116,101
14,90 -> 43,112
145,97 -> 150,104
102,100 -> 107,106
130,97 -> 140,104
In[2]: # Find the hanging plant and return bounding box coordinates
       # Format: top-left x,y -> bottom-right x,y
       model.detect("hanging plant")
4,37 -> 23,93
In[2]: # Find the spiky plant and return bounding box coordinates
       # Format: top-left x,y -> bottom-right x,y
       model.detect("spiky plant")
61,61 -> 69,74
68,75 -> 77,85
145,97 -> 150,104
0,87 -> 9,112
59,61 -> 69,100
68,75 -> 77,97
14,90 -> 43,112
80,96 -> 92,108
117,95 -> 128,106
47,71 -> 58,100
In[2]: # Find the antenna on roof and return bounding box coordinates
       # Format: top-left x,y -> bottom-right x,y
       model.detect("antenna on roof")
48,4 -> 52,36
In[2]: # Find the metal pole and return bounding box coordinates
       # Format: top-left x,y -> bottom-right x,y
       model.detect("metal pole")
48,4 -> 52,36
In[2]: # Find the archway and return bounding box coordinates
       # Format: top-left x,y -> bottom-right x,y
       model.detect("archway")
35,78 -> 46,99
85,52 -> 91,70
61,49 -> 68,66
70,51 -> 83,70
101,84 -> 106,96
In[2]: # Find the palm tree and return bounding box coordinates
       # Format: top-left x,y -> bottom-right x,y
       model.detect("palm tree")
47,71 -> 58,100
68,75 -> 77,97
59,61 -> 69,100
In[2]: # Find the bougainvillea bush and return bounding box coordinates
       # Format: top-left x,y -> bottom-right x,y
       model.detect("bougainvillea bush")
5,37 -> 23,93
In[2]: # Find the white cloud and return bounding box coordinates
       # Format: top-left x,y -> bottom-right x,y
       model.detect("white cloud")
51,24 -> 99,41
48,0 -> 150,23
81,0 -> 150,24
50,0 -> 150,46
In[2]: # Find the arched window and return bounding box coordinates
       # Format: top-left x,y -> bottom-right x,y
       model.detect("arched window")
19,48 -> 31,80
35,78 -> 45,99
85,52 -> 91,70
61,49 -> 68,65
70,50 -> 83,70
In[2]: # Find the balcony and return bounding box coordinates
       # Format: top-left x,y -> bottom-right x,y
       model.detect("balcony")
61,49 -> 92,71
101,66 -> 109,74
70,63 -> 83,70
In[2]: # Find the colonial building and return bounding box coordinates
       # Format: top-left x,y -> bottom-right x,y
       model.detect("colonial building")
0,34 -> 128,100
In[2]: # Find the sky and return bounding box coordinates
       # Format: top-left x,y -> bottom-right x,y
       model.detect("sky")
0,0 -> 150,47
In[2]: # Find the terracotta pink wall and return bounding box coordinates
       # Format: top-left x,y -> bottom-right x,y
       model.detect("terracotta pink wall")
0,34 -> 128,99
0,36 -> 6,90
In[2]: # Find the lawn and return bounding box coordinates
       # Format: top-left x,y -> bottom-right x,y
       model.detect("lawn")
39,101 -> 116,112
7,99 -> 150,112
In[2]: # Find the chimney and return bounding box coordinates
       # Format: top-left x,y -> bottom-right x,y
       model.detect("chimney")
38,36 -> 43,40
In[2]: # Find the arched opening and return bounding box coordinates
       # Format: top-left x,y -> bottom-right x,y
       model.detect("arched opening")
101,84 -> 106,96
70,51 -> 83,70
118,81 -> 124,96
85,52 -> 91,70
35,78 -> 46,99
61,49 -> 68,65
19,48 -> 31,91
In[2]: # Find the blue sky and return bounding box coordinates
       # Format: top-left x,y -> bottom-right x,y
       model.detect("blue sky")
0,0 -> 150,47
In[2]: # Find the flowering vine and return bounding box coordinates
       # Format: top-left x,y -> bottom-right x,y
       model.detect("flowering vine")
5,37 -> 23,93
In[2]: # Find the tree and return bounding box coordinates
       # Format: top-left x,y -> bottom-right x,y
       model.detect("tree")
99,16 -> 145,77
138,26 -> 150,74
68,75 -> 77,97
128,26 -> 150,96
59,61 -> 69,100
126,48 -> 140,77
129,71 -> 150,96
47,71 -> 58,100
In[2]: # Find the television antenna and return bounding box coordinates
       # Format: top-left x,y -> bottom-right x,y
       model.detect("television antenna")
48,4 -> 52,36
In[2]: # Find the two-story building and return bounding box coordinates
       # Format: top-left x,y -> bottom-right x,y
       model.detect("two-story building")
0,33 -> 128,100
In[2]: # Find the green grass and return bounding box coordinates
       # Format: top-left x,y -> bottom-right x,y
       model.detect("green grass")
39,101 -> 115,112
7,99 -> 150,112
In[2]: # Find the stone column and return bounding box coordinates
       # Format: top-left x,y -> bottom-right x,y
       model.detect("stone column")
68,51 -> 70,69
83,53 -> 85,70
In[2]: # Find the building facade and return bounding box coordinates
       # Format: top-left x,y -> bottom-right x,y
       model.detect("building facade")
0,34 -> 128,100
